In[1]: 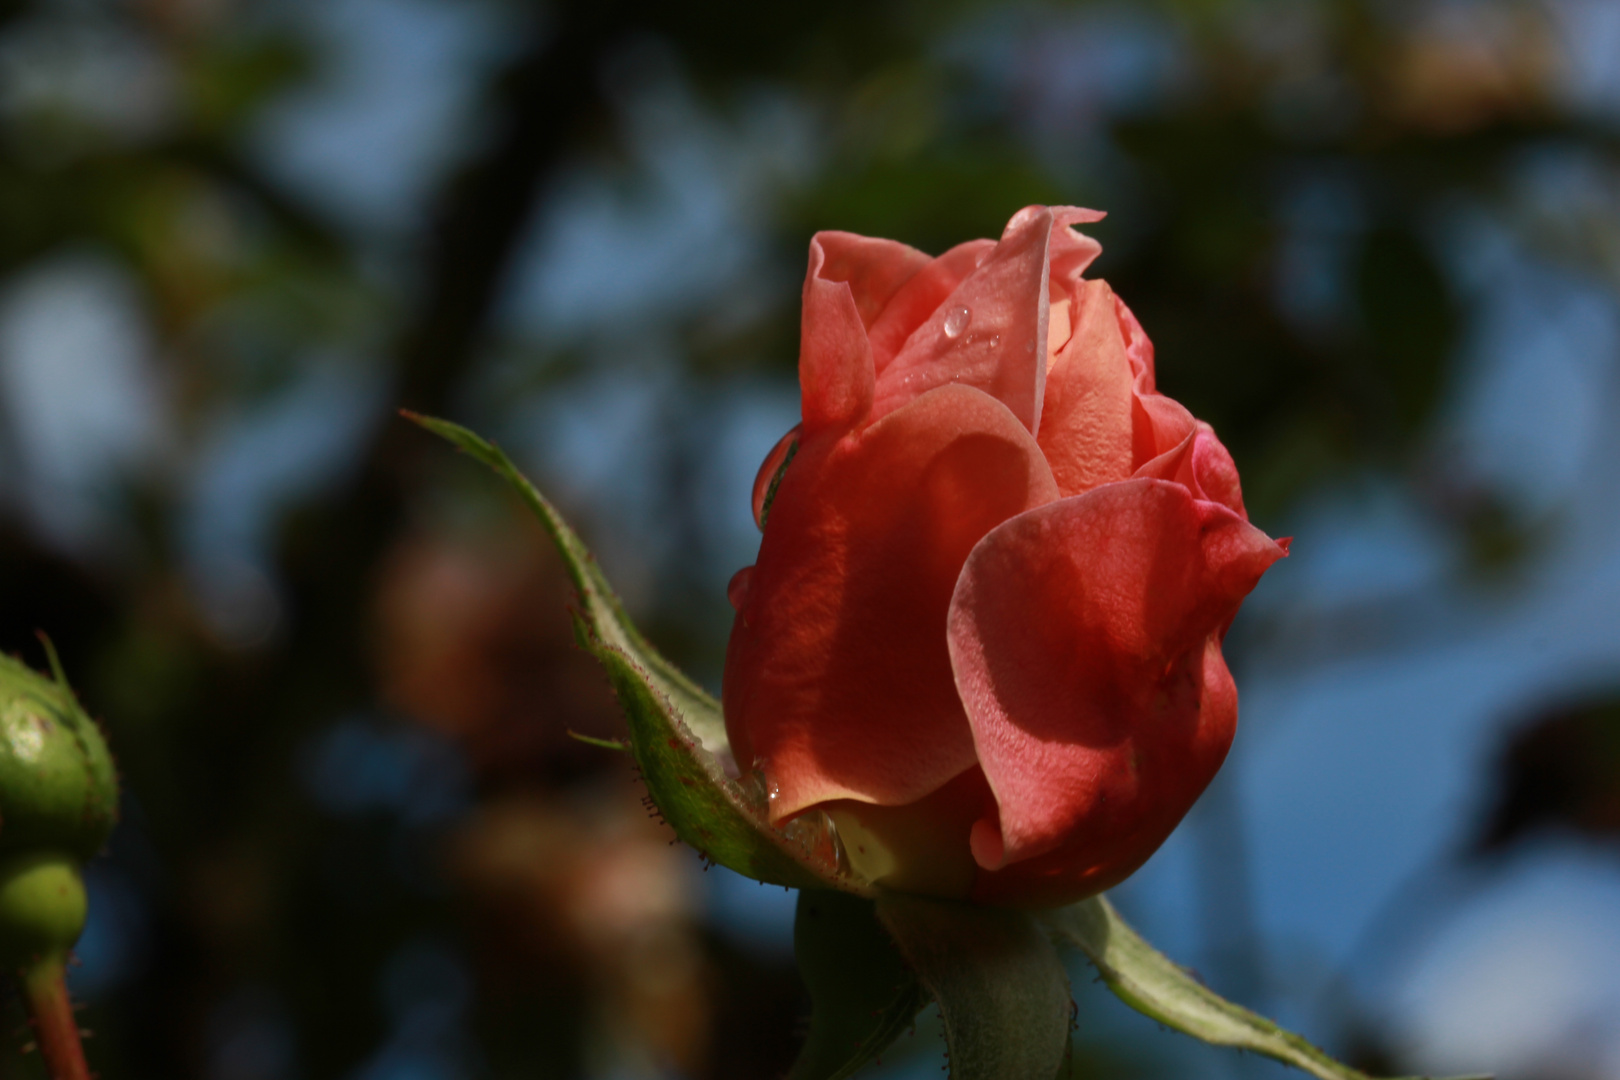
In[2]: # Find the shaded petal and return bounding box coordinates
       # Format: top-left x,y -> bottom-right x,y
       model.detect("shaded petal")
969,638 -> 1238,908
873,208 -> 1054,434
1037,279 -> 1136,497
812,231 -> 934,328
724,385 -> 1060,820
823,767 -> 994,898
868,240 -> 996,372
800,235 -> 876,433
946,480 -> 1286,890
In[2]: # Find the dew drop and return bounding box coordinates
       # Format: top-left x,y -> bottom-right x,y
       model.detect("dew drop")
726,566 -> 754,612
942,304 -> 971,339
741,763 -> 772,811
751,424 -> 802,530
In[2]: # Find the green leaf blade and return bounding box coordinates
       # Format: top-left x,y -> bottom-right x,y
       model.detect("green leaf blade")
1044,896 -> 1492,1080
876,892 -> 1072,1080
790,890 -> 930,1080
409,413 -> 860,894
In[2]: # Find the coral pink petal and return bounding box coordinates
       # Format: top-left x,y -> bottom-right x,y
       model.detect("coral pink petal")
873,208 -> 1054,433
867,240 -> 997,372
1191,425 -> 1248,517
1131,424 -> 1249,519
811,231 -> 934,328
1133,419 -> 1196,477
1131,391 -> 1196,469
947,480 -> 1287,881
723,385 -> 1060,821
1037,279 -> 1136,497
1047,206 -> 1106,284
1114,292 -> 1156,391
799,235 -> 876,433
970,638 -> 1239,908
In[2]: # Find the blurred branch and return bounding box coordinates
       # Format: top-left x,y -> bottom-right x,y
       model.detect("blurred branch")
291,1 -> 623,624
392,4 -> 618,413
103,9 -> 626,1075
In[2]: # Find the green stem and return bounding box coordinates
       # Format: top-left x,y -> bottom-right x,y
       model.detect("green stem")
20,958 -> 89,1080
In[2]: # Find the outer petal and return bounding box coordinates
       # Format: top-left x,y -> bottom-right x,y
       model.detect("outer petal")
946,480 -> 1286,898
811,231 -> 934,328
800,235 -> 877,433
969,637 -> 1238,908
724,385 -> 1060,821
872,207 -> 1054,434
1037,278 -> 1136,497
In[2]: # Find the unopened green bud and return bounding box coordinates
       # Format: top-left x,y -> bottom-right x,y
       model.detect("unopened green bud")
0,649 -> 118,862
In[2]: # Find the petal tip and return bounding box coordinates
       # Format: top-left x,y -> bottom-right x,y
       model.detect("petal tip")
1002,204 -> 1055,239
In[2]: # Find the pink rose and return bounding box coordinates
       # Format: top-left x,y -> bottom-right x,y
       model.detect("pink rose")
723,206 -> 1288,907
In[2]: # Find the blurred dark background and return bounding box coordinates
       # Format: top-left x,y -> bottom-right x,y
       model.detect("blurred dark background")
1,0 -> 1618,1077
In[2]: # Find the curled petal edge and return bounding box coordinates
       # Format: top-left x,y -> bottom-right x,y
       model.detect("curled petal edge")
947,478 -> 1287,881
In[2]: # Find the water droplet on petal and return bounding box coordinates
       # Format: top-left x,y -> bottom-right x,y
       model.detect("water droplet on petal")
942,305 -> 971,339
727,566 -> 754,612
751,424 -> 802,529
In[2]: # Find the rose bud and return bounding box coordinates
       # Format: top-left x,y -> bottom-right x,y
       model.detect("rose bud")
723,206 -> 1288,908
0,646 -> 118,968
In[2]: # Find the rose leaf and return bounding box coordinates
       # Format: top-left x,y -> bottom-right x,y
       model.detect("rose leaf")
408,413 -> 859,894
790,889 -> 930,1080
1042,896 -> 1493,1080
875,891 -> 1072,1080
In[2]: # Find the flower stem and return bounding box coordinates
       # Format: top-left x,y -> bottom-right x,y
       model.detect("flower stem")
20,958 -> 89,1080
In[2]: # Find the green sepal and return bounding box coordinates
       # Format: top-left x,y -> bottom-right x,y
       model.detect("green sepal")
408,413 -> 864,894
0,648 -> 118,862
876,892 -> 1072,1080
1043,896 -> 1493,1080
790,890 -> 930,1080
